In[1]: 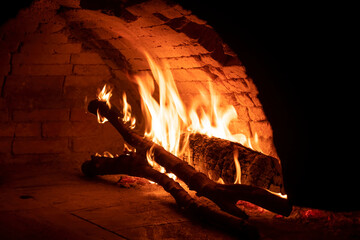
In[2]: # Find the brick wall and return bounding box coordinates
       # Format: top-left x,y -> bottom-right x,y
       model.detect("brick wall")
0,0 -> 277,165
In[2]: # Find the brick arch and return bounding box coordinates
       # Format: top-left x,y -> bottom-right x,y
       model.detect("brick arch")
0,0 -> 277,165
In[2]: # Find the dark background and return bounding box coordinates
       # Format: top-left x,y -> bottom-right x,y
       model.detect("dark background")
175,1 -> 358,211
2,1 -> 358,211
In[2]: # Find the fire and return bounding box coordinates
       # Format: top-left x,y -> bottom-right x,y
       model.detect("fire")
121,92 -> 136,129
96,84 -> 112,124
233,149 -> 241,184
96,52 -> 262,185
97,84 -> 112,108
135,52 -> 186,157
134,52 -> 259,183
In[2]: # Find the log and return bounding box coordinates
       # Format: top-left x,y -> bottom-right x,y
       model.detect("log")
186,133 -> 285,194
87,99 -> 292,217
82,153 -> 259,239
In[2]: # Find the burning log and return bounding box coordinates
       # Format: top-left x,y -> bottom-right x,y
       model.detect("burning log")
87,99 -> 292,217
186,133 -> 285,194
82,153 -> 259,239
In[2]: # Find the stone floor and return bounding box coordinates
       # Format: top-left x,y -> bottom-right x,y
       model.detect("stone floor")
0,163 -> 359,240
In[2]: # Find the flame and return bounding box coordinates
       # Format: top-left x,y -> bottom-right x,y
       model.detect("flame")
233,149 -> 241,184
96,84 -> 112,124
133,52 -> 262,183
135,52 -> 186,157
216,177 -> 225,184
95,52 -> 265,186
95,151 -> 115,158
98,84 -> 112,108
121,92 -> 136,129
267,190 -> 288,199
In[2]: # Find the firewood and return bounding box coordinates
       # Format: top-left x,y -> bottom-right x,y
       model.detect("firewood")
186,133 -> 285,194
82,153 -> 259,239
87,99 -> 292,217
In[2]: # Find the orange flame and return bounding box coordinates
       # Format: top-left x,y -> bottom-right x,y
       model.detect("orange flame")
121,92 -> 136,129
133,52 -> 261,182
96,52 -> 264,185
233,149 -> 241,184
96,84 -> 112,124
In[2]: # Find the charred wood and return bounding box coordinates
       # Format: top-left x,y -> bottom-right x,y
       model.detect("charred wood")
186,133 -> 285,194
87,99 -> 292,217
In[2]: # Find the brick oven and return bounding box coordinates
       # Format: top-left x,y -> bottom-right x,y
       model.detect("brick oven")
0,0 -> 359,239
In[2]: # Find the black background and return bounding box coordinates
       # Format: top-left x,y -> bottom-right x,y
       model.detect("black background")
175,1 -> 358,211
2,1 -> 358,211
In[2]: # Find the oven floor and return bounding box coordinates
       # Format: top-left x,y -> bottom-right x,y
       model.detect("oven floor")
0,163 -> 358,239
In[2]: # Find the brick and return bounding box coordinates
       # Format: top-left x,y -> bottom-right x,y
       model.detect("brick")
0,75 -> 4,95
73,64 -> 111,76
162,56 -> 201,69
12,138 -> 69,154
4,76 -> 64,97
222,79 -> 250,93
70,53 -> 105,64
256,137 -> 278,158
234,105 -> 249,121
65,75 -> 108,87
21,43 -> 82,54
38,18 -> 66,33
156,7 -> 183,19
108,39 -> 129,50
141,25 -> 178,38
175,81 -> 206,94
128,58 -> 149,71
0,98 -> 6,109
24,33 -> 68,44
246,95 -> 260,108
148,44 -> 207,58
245,78 -> 259,94
211,80 -> 231,94
7,96 -> 73,110
186,15 -> 207,25
0,64 -> 10,75
228,119 -> 251,138
0,109 -> 9,122
198,54 -> 222,68
135,34 -> 186,49
0,138 -> 12,153
0,123 -> 15,137
12,64 -> 73,76
173,4 -> 191,16
0,40 -> 20,54
70,108 -> 94,121
64,86 -> 99,99
71,135 -> 124,153
132,15 -> 165,28
222,66 -> 247,79
13,109 -> 70,122
42,121 -> 101,137
249,121 -> 273,139
12,53 -> 70,65
234,93 -> 254,107
90,28 -> 121,40
15,123 -> 41,137
248,107 -> 266,121
172,68 -> 211,82
0,53 -> 10,65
